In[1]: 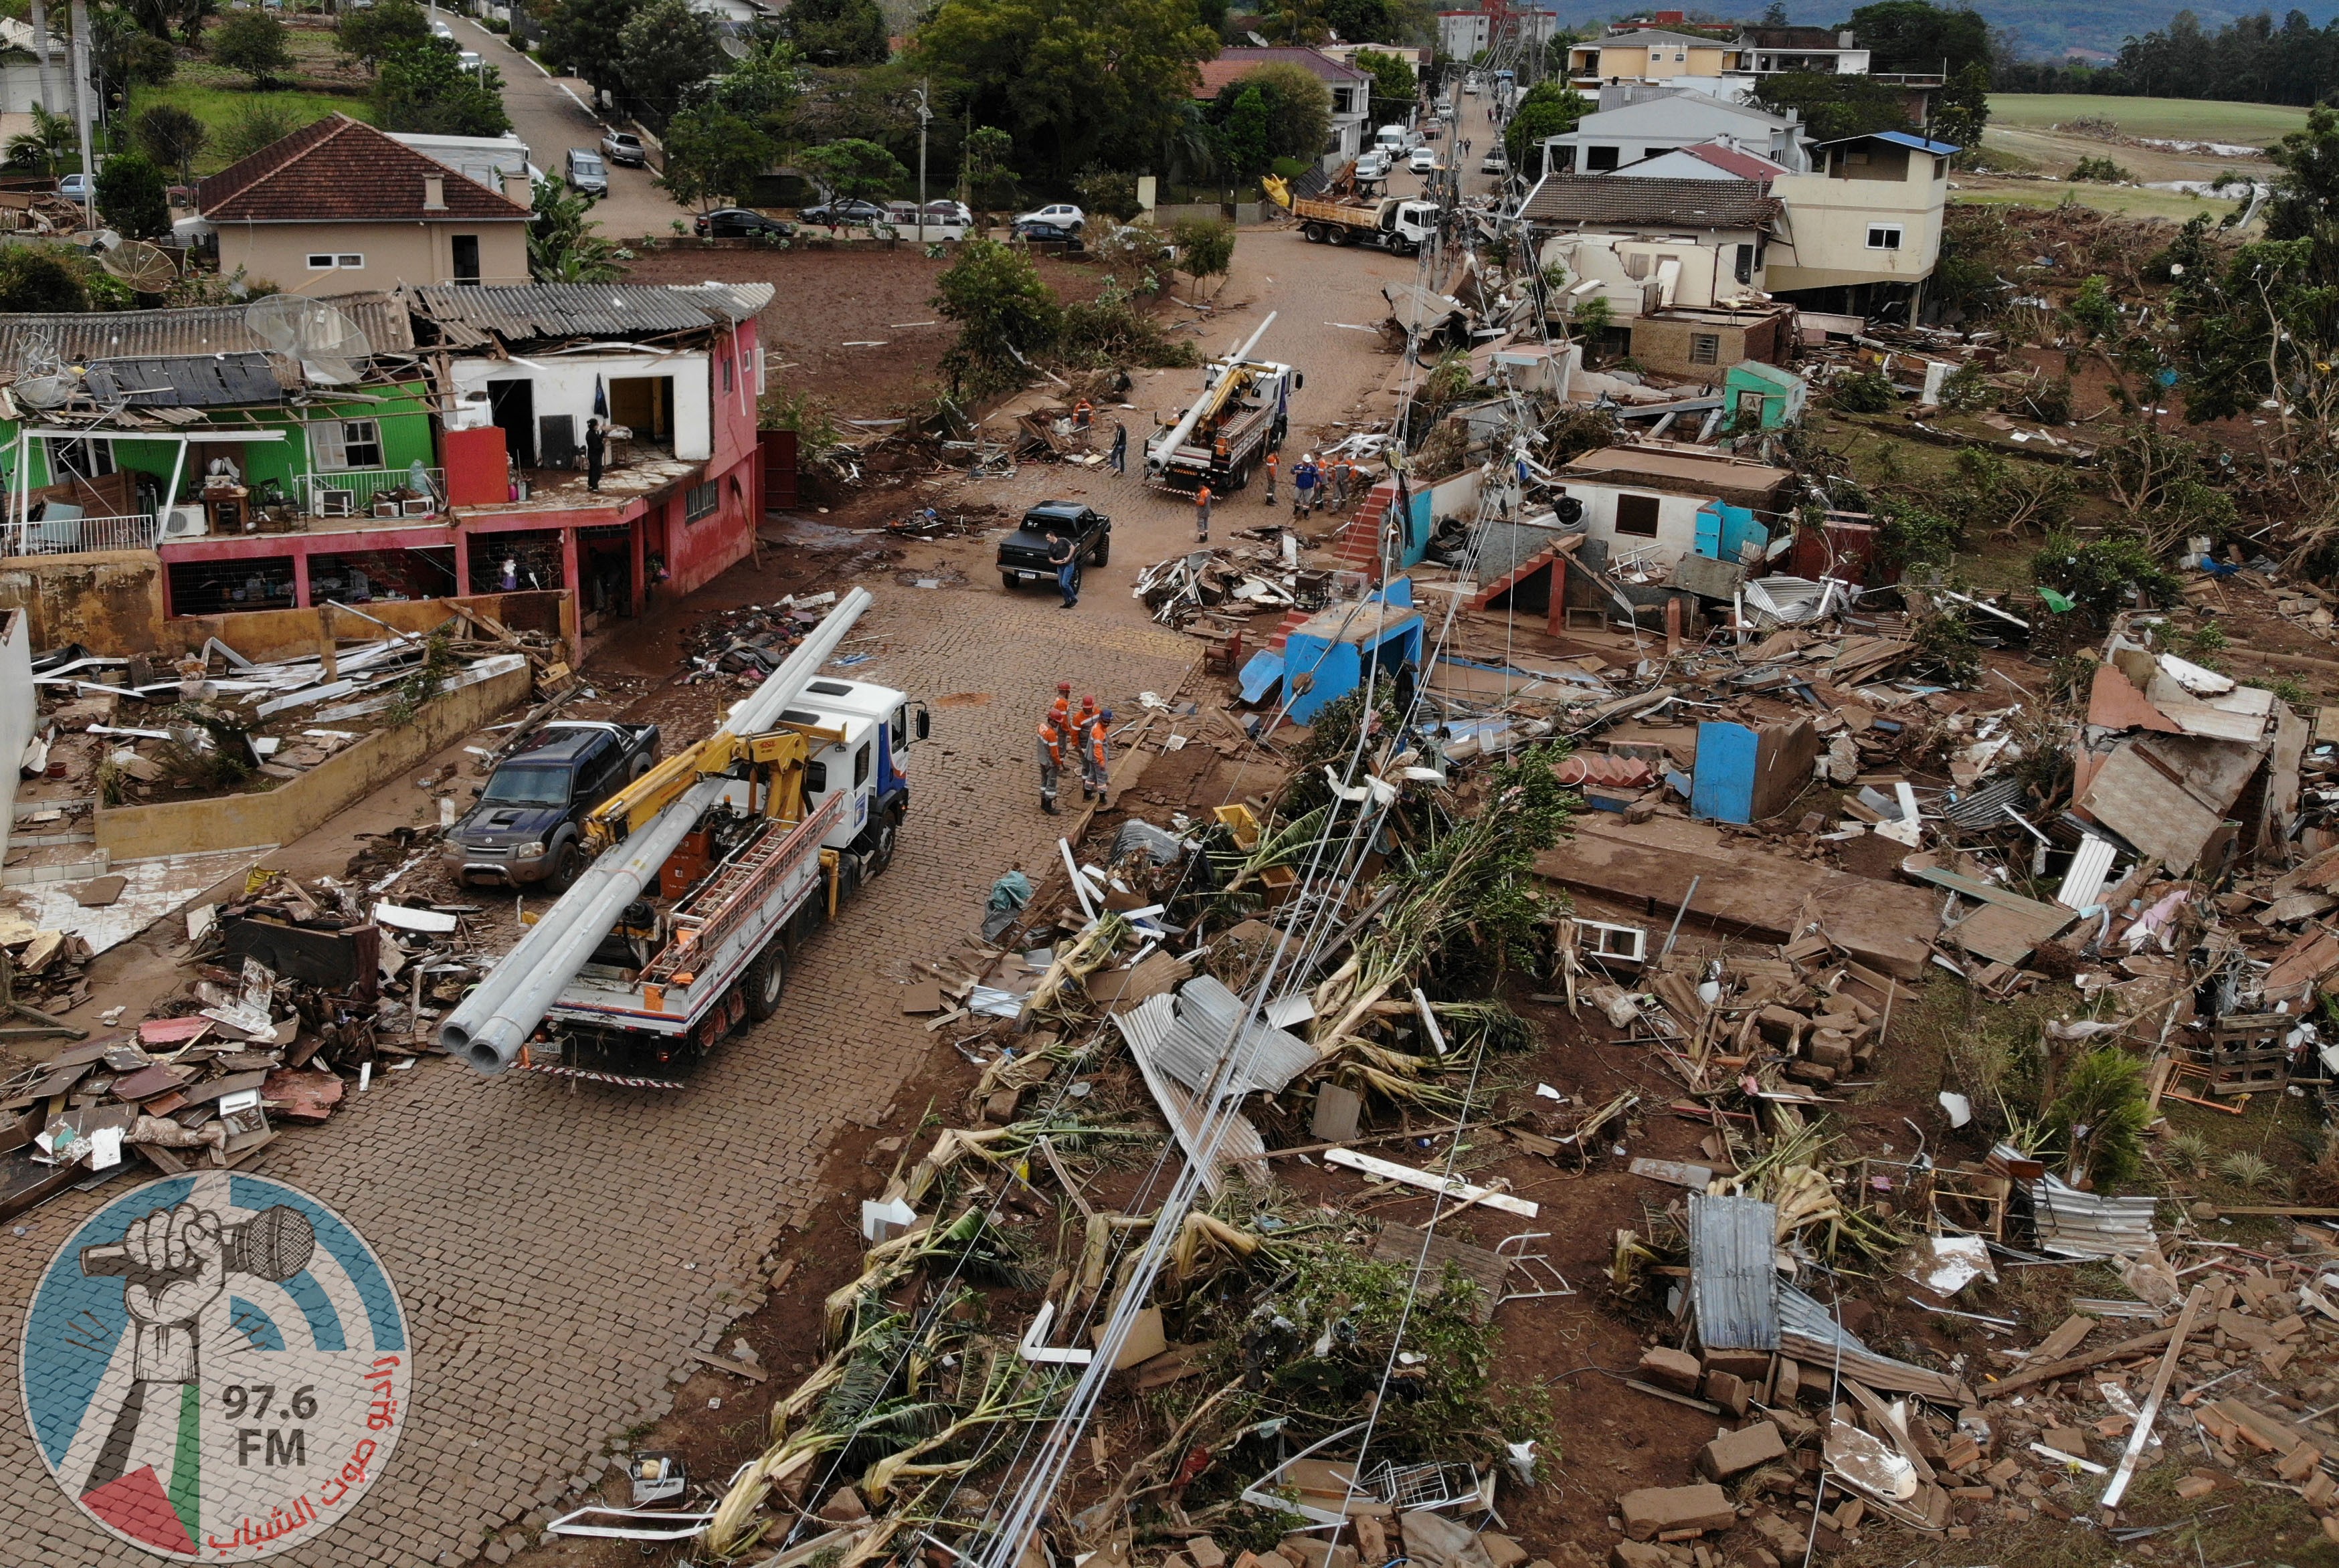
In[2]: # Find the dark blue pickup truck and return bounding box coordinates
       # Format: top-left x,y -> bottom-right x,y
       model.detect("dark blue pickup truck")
442,720 -> 659,891
998,501 -> 1110,592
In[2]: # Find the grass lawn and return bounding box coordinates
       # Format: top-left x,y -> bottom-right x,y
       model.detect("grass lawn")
1953,183 -> 2243,223
126,81 -> 369,176
1987,93 -> 2311,145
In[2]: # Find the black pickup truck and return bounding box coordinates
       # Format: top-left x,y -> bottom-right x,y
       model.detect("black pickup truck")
442,720 -> 660,891
998,501 -> 1111,592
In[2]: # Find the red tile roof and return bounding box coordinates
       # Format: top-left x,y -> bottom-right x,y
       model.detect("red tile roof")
1679,140 -> 1787,181
198,114 -> 529,223
1196,45 -> 1369,99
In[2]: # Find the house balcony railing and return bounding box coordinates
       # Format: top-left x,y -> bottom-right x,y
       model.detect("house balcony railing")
308,466 -> 447,520
2,511 -> 158,557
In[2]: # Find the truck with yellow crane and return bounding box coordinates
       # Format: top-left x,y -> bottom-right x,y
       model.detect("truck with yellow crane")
519,670 -> 927,1082
1143,311 -> 1302,494
1262,174 -> 1437,256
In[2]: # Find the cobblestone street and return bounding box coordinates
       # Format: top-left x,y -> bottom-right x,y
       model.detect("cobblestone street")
0,226 -> 1422,1566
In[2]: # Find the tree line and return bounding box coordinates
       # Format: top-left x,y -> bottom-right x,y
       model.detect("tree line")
1992,9 -> 2339,109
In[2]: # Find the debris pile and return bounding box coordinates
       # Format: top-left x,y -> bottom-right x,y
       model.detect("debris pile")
681,592 -> 839,684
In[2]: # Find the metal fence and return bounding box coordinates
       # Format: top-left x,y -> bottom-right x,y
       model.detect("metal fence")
1,512 -> 159,557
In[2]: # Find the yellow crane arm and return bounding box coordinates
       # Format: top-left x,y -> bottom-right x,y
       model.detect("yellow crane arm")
580,720 -> 850,855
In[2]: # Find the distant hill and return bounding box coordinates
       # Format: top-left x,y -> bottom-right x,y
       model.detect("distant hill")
1535,1 -> 2339,62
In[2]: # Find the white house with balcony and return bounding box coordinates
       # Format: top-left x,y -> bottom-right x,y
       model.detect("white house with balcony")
1762,129 -> 1958,318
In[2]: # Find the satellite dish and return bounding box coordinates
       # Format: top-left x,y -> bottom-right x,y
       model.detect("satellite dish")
718,33 -> 747,58
100,239 -> 176,294
244,295 -> 373,387
12,374 -> 75,409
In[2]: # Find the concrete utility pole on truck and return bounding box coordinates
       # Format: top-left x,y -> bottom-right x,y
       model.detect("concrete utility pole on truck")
1143,312 -> 1303,495
441,587 -> 933,1085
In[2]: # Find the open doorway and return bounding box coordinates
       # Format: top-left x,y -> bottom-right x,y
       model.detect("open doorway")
577,522 -> 634,625
609,376 -> 675,446
487,380 -> 537,467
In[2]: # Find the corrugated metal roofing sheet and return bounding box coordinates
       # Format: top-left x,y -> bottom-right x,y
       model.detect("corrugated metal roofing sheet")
1938,776 -> 2029,830
0,294 -> 412,363
1163,975 -> 1318,1096
407,283 -> 775,342
1688,1193 -> 1780,1351
83,353 -> 288,407
1113,995 -> 1269,1192
1778,1282 -> 1972,1403
2027,1173 -> 2158,1259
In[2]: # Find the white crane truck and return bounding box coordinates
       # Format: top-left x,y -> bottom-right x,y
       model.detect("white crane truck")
1143,312 -> 1303,495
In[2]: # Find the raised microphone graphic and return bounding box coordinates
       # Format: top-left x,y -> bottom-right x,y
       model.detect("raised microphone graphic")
79,1203 -> 317,1283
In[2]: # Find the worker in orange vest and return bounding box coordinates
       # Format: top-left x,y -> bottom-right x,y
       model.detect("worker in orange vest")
1036,711 -> 1068,814
1074,398 -> 1093,430
1196,483 -> 1213,542
1081,708 -> 1114,806
1262,449 -> 1278,505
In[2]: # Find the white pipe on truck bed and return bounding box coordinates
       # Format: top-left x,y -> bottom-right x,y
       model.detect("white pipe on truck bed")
1145,310 -> 1277,474
442,587 -> 875,1074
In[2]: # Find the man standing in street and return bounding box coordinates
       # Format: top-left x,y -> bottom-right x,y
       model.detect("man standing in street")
1046,530 -> 1079,609
1262,449 -> 1278,506
1036,710 -> 1067,813
1109,421 -> 1127,475
1293,454 -> 1319,518
1332,457 -> 1353,512
1196,484 -> 1213,542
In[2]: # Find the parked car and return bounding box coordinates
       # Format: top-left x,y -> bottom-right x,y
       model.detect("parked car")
1408,146 -> 1437,174
600,130 -> 647,167
1013,219 -> 1083,248
1479,148 -> 1509,175
884,199 -> 972,237
457,48 -> 484,72
1012,202 -> 1085,233
1465,76 -> 1481,93
430,17 -> 453,39
799,197 -> 891,228
696,206 -> 794,239
565,149 -> 607,195
57,173 -> 89,203
997,501 -> 1110,592
444,721 -> 661,891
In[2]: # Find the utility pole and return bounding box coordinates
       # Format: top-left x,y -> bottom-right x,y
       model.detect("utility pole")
68,0 -> 94,219
913,79 -> 931,246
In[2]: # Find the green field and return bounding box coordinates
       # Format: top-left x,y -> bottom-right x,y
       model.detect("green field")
1953,181 -> 2245,222
126,82 -> 370,177
1987,94 -> 2311,146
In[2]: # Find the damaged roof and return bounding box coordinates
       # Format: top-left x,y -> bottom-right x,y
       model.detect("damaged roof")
0,294 -> 414,363
1519,175 -> 1780,231
405,283 -> 776,345
82,353 -> 291,408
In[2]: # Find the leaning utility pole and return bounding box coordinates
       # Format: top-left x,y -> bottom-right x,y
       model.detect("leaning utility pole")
913,78 -> 932,246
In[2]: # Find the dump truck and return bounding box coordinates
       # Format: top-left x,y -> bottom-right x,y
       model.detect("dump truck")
442,588 -> 932,1084
1143,312 -> 1303,495
1263,176 -> 1437,256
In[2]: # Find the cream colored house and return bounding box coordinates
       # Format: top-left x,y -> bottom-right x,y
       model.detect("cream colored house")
1765,130 -> 1956,317
197,114 -> 531,293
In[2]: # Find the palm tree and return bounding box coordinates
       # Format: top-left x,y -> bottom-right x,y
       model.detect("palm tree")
1161,100 -> 1218,190
1261,0 -> 1329,45
7,105 -> 79,179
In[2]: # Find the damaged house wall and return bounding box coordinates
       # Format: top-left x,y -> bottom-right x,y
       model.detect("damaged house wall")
0,551 -> 168,653
94,658 -> 533,860
0,609 -> 31,864
158,589 -> 577,666
450,351 -> 715,464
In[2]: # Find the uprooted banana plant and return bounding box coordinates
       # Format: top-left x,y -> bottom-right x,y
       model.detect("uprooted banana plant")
1311,747 -> 1574,1058
860,1344 -> 1066,1502
1207,801 -> 1338,911
1727,1123 -> 1903,1265
1026,912 -> 1133,1023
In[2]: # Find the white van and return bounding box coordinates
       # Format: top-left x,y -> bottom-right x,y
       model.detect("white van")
1376,124 -> 1416,155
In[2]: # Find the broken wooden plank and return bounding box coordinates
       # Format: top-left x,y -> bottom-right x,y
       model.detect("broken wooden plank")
1323,1147 -> 1539,1216
1979,1327 -> 2177,1399
690,1350 -> 769,1383
2099,1283 -> 2208,1510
